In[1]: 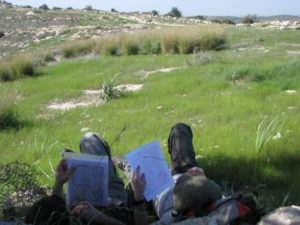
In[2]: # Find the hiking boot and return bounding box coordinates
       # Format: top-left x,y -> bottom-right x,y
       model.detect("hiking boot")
79,132 -> 111,157
168,123 -> 198,175
61,148 -> 74,157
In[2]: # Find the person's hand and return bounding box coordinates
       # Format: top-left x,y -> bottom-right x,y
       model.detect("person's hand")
131,165 -> 146,201
187,166 -> 205,176
71,202 -> 102,220
55,159 -> 75,186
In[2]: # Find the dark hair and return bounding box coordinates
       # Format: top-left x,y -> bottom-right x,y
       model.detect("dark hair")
25,195 -> 70,225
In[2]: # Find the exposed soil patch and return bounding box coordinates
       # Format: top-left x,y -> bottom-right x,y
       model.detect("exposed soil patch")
139,67 -> 182,79
287,50 -> 300,55
47,84 -> 143,111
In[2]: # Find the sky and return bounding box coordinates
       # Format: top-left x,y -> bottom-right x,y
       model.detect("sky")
8,0 -> 300,17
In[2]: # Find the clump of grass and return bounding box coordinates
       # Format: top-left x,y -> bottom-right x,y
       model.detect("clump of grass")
256,116 -> 284,153
101,36 -> 122,56
226,66 -> 252,82
0,55 -> 36,82
185,51 -> 214,66
122,35 -> 140,55
141,40 -> 161,55
60,39 -> 96,58
0,89 -> 21,130
161,29 -> 179,54
99,80 -> 122,101
59,25 -> 226,58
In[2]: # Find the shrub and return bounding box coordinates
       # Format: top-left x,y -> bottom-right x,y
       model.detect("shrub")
194,15 -> 206,20
152,10 -> 159,16
0,162 -> 38,190
111,8 -> 117,13
84,5 -> 93,11
242,15 -> 258,24
66,7 -> 73,10
223,19 -> 236,25
99,80 -> 122,101
38,4 -> 49,10
166,7 -> 182,18
0,31 -> 4,38
0,89 -> 21,130
52,6 -> 62,11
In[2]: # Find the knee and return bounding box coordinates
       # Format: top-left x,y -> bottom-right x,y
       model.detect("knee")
171,123 -> 193,138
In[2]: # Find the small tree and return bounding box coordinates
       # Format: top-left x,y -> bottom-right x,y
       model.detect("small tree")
38,4 -> 49,10
242,14 -> 258,24
167,7 -> 182,18
53,6 -> 62,11
84,5 -> 93,11
152,10 -> 159,16
111,8 -> 117,13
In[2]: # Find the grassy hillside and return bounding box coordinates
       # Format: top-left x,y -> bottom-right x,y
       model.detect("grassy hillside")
0,24 -> 300,217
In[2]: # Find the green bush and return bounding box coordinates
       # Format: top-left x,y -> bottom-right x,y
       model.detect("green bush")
166,7 -> 182,18
242,15 -> 258,24
38,4 -> 49,10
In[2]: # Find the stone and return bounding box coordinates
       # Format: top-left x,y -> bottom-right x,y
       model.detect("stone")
258,205 -> 300,225
2,187 -> 51,221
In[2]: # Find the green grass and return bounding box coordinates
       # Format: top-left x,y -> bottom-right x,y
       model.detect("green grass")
0,26 -> 300,216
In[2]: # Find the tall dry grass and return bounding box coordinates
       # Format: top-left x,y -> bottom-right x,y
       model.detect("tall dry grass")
59,25 -> 226,57
61,39 -> 97,58
0,55 -> 36,82
0,89 -> 20,130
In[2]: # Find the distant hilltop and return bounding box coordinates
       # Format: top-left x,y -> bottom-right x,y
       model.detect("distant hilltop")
0,0 -> 299,58
0,0 -> 299,21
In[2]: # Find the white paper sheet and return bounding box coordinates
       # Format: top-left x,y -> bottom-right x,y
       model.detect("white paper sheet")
125,141 -> 174,201
64,153 -> 108,207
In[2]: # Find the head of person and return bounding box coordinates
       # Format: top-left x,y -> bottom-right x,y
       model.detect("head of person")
25,195 -> 69,225
173,174 -> 222,218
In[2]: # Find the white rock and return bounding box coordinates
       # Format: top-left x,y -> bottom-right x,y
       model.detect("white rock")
26,11 -> 35,16
259,205 -> 300,225
81,127 -> 90,132
285,90 -> 297,94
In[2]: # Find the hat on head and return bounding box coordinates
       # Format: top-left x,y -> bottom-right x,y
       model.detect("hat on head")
173,174 -> 222,213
